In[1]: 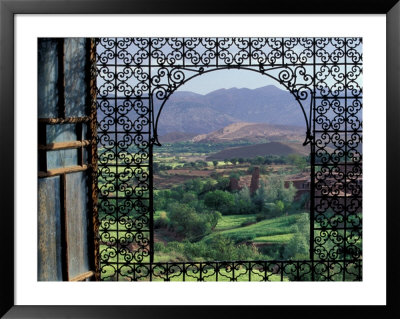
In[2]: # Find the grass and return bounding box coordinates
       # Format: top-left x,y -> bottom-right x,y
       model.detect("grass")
153,251 -> 186,263
100,213 -> 302,263
253,233 -> 295,244
214,214 -> 257,231
203,214 -> 301,243
99,214 -> 301,267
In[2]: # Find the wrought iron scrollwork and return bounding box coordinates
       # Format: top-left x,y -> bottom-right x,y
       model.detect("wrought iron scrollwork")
96,37 -> 362,281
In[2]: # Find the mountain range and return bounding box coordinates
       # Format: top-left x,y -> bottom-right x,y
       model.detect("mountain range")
156,85 -> 307,135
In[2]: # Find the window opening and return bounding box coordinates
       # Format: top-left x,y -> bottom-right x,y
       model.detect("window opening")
96,38 -> 362,281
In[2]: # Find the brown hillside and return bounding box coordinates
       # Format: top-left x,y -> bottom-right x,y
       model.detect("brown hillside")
191,122 -> 304,143
206,142 -> 308,160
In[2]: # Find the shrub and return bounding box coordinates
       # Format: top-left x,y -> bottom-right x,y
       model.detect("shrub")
236,244 -> 261,260
164,241 -> 185,254
229,232 -> 256,244
207,234 -> 237,261
183,241 -> 210,260
229,171 -> 244,179
154,242 -> 166,252
154,211 -> 169,229
204,234 -> 261,261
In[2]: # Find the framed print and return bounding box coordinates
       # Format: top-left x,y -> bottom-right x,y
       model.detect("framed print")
1,0 -> 400,317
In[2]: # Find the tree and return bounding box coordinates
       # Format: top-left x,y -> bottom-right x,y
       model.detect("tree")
196,160 -> 207,168
283,213 -> 310,259
207,210 -> 222,230
253,184 -> 267,212
263,156 -> 272,165
250,176 -> 297,218
166,202 -> 221,241
287,154 -> 308,171
229,171 -> 242,180
275,200 -> 285,213
234,187 -> 252,214
202,179 -> 215,194
216,177 -> 230,191
154,211 -> 169,229
167,203 -> 197,237
255,156 -> 264,165
204,190 -> 235,214
212,160 -> 218,167
264,175 -> 296,205
154,190 -> 168,210
182,191 -> 197,204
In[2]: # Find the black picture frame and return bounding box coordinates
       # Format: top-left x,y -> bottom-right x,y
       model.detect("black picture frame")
1,0 -> 399,318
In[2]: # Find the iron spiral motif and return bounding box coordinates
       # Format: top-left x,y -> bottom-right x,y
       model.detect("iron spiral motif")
96,37 -> 362,281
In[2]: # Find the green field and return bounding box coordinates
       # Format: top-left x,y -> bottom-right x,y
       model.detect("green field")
253,234 -> 295,244
214,214 -> 257,231
203,214 -> 301,244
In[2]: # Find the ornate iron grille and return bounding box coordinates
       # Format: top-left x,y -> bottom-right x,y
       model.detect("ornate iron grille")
96,38 -> 362,281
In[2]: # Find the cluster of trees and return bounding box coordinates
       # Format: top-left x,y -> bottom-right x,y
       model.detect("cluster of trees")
182,161 -> 208,169
156,141 -> 253,155
155,213 -> 311,262
198,175 -> 298,218
154,154 -> 309,174
154,177 -> 226,241
154,173 -> 301,242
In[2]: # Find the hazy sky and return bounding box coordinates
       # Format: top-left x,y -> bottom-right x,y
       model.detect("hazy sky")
175,69 -> 284,95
